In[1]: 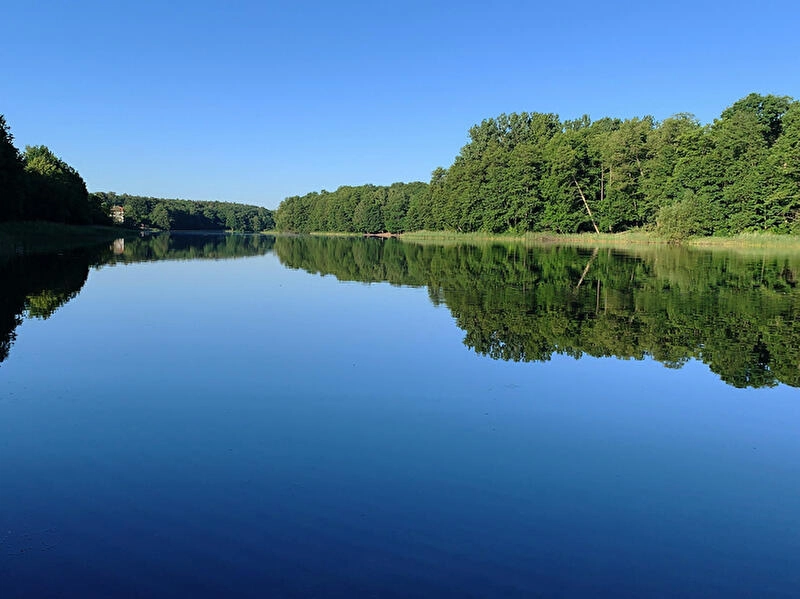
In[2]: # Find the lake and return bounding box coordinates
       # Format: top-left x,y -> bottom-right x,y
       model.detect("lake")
1,233 -> 799,597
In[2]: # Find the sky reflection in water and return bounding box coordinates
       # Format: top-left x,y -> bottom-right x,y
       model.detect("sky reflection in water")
1,234 -> 798,597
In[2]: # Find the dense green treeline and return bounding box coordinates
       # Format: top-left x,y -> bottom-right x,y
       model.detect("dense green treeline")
275,93 -> 800,239
1,113 -> 274,232
275,181 -> 429,233
0,116 -> 109,225
92,192 -> 275,233
274,236 -> 800,388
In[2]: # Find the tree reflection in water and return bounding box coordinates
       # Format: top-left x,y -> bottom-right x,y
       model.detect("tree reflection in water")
275,236 -> 800,389
2,233 -> 797,389
0,233 -> 274,365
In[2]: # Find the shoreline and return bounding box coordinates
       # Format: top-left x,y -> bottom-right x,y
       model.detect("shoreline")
0,221 -> 136,258
278,229 -> 800,250
5,221 -> 800,254
398,230 -> 800,250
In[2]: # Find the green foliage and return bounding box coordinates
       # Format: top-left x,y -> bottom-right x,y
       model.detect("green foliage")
0,115 -> 113,226
275,182 -> 428,233
150,203 -> 173,230
87,192 -> 113,225
765,102 -> 800,231
276,93 -> 800,239
22,145 -> 91,224
0,114 -> 272,231
0,115 -> 26,222
6,93 -> 800,239
91,191 -> 274,232
655,193 -> 716,241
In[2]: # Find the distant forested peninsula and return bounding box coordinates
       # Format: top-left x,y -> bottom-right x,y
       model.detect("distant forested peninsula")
276,93 -> 800,240
90,192 -> 274,233
0,115 -> 273,232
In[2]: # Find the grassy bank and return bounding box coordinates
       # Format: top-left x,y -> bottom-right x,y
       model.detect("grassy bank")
0,221 -> 133,258
686,232 -> 800,249
400,229 -> 662,247
399,229 -> 800,250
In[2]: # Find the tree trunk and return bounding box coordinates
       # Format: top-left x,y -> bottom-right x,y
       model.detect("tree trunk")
575,247 -> 599,291
573,178 -> 600,233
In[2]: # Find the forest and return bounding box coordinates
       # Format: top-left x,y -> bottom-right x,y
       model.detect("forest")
91,192 -> 274,233
275,181 -> 429,234
0,115 -> 273,232
0,117 -> 108,225
275,93 -> 800,239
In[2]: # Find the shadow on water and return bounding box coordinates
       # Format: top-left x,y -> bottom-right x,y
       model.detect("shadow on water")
0,233 -> 274,365
274,236 -> 800,389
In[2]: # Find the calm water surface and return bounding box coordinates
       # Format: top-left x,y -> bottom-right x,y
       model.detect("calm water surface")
1,234 -> 799,597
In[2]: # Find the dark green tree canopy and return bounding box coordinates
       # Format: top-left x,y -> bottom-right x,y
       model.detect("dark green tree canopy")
1,113 -> 270,230
91,191 -> 274,232
23,145 -> 90,224
0,115 -> 109,225
0,115 -> 26,221
276,93 -> 800,239
275,182 -> 428,234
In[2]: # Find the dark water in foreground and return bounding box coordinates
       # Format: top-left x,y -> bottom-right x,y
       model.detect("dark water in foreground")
1,233 -> 799,597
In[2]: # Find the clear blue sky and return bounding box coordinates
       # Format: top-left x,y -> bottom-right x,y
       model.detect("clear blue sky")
3,0 -> 799,209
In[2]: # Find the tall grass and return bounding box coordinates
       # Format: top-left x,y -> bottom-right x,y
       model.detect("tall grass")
399,229 -> 800,250
687,231 -> 800,249
400,229 -> 662,247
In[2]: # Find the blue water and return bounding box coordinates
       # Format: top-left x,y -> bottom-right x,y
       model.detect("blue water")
1,236 -> 799,597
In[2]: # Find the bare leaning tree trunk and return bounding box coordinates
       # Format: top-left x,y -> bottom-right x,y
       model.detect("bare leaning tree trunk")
573,178 -> 600,233
575,247 -> 599,291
